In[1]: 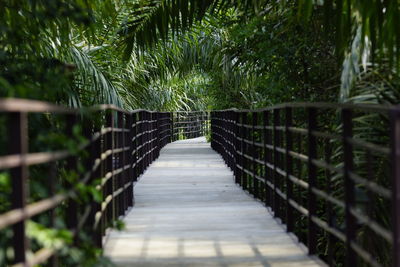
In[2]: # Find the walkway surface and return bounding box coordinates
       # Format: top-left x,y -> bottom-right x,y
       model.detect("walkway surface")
104,137 -> 324,267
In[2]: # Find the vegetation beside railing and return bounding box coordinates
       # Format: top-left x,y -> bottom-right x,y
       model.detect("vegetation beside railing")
0,98 -> 172,266
211,103 -> 400,267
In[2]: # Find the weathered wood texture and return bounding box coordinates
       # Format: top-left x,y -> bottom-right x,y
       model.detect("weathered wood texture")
104,137 -> 324,267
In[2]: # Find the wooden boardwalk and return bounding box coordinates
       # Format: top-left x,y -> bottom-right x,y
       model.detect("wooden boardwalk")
104,137 -> 324,267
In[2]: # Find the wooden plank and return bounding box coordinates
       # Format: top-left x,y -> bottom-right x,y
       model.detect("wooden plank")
104,137 -> 325,266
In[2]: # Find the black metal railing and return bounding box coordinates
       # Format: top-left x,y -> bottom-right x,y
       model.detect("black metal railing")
172,111 -> 210,141
211,103 -> 400,267
0,99 -> 172,266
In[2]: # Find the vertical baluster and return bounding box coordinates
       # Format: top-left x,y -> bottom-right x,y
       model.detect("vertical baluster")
105,111 -> 115,227
239,112 -> 245,188
252,112 -> 258,198
170,112 -> 174,142
149,112 -> 153,164
391,107 -> 400,267
147,112 -> 150,167
273,109 -> 280,217
231,111 -> 235,170
225,111 -> 229,164
225,112 -> 228,161
92,116 -> 103,248
175,112 -> 178,141
342,108 -> 355,264
152,112 -> 156,162
114,112 -> 119,219
66,114 -> 79,234
169,112 -> 172,144
242,112 -> 248,191
228,111 -> 231,168
149,112 -> 152,166
325,139 -> 334,265
155,113 -> 159,158
263,111 -> 272,207
201,111 -> 204,136
121,112 -> 127,215
285,107 -> 293,232
141,111 -> 145,175
132,113 -> 138,183
127,113 -> 134,208
9,111 -> 28,264
234,111 -> 241,185
230,111 -> 233,169
100,111 -> 106,239
150,112 -> 154,162
156,112 -> 160,158
138,111 -> 144,176
307,107 -> 317,255
48,161 -> 58,266
141,111 -> 146,171
144,112 -> 148,169
210,112 -> 214,149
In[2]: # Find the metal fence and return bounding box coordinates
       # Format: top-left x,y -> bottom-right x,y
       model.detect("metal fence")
4,98 -> 397,266
0,99 -> 172,266
172,111 -> 210,141
211,103 -> 400,267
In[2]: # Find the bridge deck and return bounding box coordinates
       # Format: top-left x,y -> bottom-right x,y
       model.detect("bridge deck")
104,137 -> 324,266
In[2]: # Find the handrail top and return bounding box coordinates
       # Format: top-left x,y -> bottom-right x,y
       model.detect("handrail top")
2,97 -> 398,114
215,102 -> 398,113
0,98 -> 169,114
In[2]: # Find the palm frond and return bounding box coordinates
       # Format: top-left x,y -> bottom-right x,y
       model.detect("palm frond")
68,46 -> 123,107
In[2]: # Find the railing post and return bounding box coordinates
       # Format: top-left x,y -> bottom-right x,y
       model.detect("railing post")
391,107 -> 400,267
169,112 -> 173,143
239,112 -> 245,188
118,112 -> 126,216
201,111 -> 205,136
149,112 -> 153,164
231,111 -> 235,170
66,114 -> 79,233
170,112 -> 174,142
155,113 -> 159,157
210,111 -> 214,149
147,112 -> 151,166
234,111 -> 241,185
144,112 -> 149,168
99,112 -> 106,238
228,111 -> 232,168
127,113 -> 134,207
242,112 -> 248,191
325,138 -> 334,265
132,113 -> 138,183
175,111 -> 178,141
342,108 -> 356,265
263,110 -> 272,207
48,162 -> 58,266
105,111 -> 115,227
139,111 -> 144,176
285,107 -> 294,232
252,112 -> 258,198
91,116 -> 103,248
152,112 -> 157,162
8,111 -> 29,264
307,107 -> 317,255
273,109 -> 280,217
